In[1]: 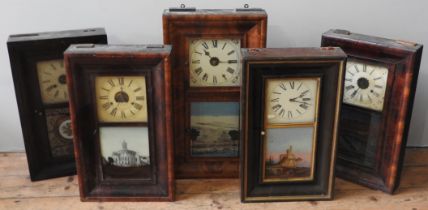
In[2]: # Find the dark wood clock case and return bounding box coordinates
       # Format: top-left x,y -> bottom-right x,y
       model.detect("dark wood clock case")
321,29 -> 423,193
7,28 -> 107,181
65,44 -> 174,201
163,7 -> 267,178
240,48 -> 346,202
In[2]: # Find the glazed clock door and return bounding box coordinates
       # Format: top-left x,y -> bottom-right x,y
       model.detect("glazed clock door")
94,75 -> 153,180
263,78 -> 320,183
35,59 -> 74,159
338,57 -> 393,170
186,37 -> 242,163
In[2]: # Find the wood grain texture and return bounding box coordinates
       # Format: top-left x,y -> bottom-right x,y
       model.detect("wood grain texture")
163,9 -> 267,178
64,45 -> 174,201
321,29 -> 424,194
240,48 -> 346,202
0,149 -> 427,209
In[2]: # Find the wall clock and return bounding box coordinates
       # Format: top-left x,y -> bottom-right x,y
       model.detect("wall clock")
163,6 -> 267,178
322,29 -> 423,193
240,48 -> 346,202
7,28 -> 107,181
65,44 -> 174,201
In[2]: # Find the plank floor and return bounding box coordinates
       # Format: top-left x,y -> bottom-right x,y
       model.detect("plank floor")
0,148 -> 427,210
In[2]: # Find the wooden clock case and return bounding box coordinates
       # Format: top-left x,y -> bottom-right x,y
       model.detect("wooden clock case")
163,7 -> 267,178
322,29 -> 423,193
65,44 -> 174,201
7,28 -> 107,181
240,48 -> 346,202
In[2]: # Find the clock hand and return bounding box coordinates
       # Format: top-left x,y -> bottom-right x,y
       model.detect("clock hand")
350,88 -> 360,98
289,98 -> 311,105
204,50 -> 212,58
218,60 -> 238,64
289,90 -> 310,101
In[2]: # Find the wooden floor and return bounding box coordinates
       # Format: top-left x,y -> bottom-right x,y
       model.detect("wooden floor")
0,148 -> 427,210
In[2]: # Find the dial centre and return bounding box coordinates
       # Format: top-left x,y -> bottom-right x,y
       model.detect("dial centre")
114,91 -> 129,103
357,77 -> 369,89
209,57 -> 220,66
58,74 -> 67,85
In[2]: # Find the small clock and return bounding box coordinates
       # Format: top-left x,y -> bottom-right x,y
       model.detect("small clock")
7,28 -> 107,181
322,29 -> 423,193
240,48 -> 346,202
65,44 -> 174,201
163,7 -> 267,178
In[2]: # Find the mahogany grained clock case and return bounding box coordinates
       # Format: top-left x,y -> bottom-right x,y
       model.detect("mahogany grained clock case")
321,29 -> 423,193
7,28 -> 107,181
65,44 -> 174,201
240,48 -> 346,202
163,7 -> 267,178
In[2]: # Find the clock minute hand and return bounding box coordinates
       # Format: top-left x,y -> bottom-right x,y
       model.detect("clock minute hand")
289,90 -> 310,101
289,98 -> 311,105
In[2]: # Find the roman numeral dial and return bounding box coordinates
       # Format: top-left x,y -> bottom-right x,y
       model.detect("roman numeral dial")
343,59 -> 388,111
266,78 -> 319,124
189,39 -> 241,87
95,76 -> 148,122
36,59 -> 68,104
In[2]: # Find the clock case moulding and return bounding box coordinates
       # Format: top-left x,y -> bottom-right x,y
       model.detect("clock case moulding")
240,47 -> 346,202
321,29 -> 423,194
65,44 -> 174,201
163,7 -> 267,179
7,28 -> 107,181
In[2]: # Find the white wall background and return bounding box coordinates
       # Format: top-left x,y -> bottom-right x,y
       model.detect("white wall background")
0,0 -> 427,151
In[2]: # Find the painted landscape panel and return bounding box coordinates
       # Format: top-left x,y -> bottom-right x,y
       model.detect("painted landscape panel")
190,102 -> 240,157
264,127 -> 315,182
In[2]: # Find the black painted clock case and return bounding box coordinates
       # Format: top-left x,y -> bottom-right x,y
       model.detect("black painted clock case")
321,29 -> 423,193
7,28 -> 107,181
65,44 -> 174,201
163,7 -> 267,178
240,48 -> 346,202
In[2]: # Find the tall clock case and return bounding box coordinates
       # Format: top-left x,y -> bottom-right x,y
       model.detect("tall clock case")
7,28 -> 107,181
240,48 -> 346,202
322,29 -> 423,193
65,45 -> 174,201
163,8 -> 267,178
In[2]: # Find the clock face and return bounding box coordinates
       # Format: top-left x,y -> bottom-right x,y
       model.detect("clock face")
37,59 -> 68,104
189,38 -> 241,87
343,59 -> 388,111
95,76 -> 148,123
265,78 -> 319,124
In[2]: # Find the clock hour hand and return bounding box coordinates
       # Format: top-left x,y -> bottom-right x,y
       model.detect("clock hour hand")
204,50 -> 212,58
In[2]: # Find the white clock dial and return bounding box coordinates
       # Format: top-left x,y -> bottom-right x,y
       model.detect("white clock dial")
266,78 -> 319,124
189,39 -> 241,87
95,76 -> 148,123
343,59 -> 388,111
37,59 -> 68,104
